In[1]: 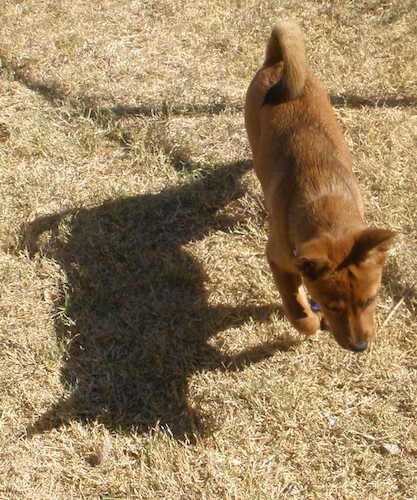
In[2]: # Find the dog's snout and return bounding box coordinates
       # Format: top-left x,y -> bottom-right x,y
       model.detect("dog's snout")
349,340 -> 368,352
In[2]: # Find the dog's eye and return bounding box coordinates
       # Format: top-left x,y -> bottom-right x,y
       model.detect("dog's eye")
325,304 -> 341,313
362,297 -> 376,309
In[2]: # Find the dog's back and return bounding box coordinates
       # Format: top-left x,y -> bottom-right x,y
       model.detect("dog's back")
245,21 -> 364,269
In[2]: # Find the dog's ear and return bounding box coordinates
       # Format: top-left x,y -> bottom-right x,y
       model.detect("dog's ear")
347,228 -> 396,266
296,237 -> 332,280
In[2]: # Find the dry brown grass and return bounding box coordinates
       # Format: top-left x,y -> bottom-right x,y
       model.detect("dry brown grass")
1,0 -> 416,497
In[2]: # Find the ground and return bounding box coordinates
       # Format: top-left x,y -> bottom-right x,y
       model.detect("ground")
0,0 -> 416,498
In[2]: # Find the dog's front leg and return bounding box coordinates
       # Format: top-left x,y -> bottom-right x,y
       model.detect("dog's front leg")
267,256 -> 320,336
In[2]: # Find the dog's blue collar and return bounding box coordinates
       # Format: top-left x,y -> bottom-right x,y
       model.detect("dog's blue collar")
309,298 -> 321,312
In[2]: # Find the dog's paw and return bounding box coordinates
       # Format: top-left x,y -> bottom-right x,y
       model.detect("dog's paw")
291,314 -> 320,336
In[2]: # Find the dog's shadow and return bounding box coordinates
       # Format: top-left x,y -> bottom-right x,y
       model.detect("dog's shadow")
22,161 -> 295,440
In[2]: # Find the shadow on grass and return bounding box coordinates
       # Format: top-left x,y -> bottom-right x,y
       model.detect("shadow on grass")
22,161 -> 296,441
2,56 -> 243,119
3,54 -> 416,130
330,94 -> 417,109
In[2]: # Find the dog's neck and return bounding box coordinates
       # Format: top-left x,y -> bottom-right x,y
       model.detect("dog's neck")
290,192 -> 364,252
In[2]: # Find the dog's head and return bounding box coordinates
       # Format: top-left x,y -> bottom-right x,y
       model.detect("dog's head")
296,227 -> 395,351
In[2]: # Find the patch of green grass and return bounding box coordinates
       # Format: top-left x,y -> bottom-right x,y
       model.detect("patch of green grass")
55,292 -> 76,329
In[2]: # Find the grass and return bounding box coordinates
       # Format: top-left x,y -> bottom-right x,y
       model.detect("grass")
1,0 -> 416,497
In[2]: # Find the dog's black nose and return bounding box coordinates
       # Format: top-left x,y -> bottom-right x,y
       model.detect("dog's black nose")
350,341 -> 368,352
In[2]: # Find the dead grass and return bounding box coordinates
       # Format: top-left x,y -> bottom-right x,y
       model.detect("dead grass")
0,0 -> 416,498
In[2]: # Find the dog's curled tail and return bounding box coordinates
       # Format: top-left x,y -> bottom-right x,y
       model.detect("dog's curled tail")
265,21 -> 306,100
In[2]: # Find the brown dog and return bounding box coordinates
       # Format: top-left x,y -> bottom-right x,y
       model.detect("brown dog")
245,21 -> 395,351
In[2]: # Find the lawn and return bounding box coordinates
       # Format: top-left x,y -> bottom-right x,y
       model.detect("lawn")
0,0 -> 416,497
